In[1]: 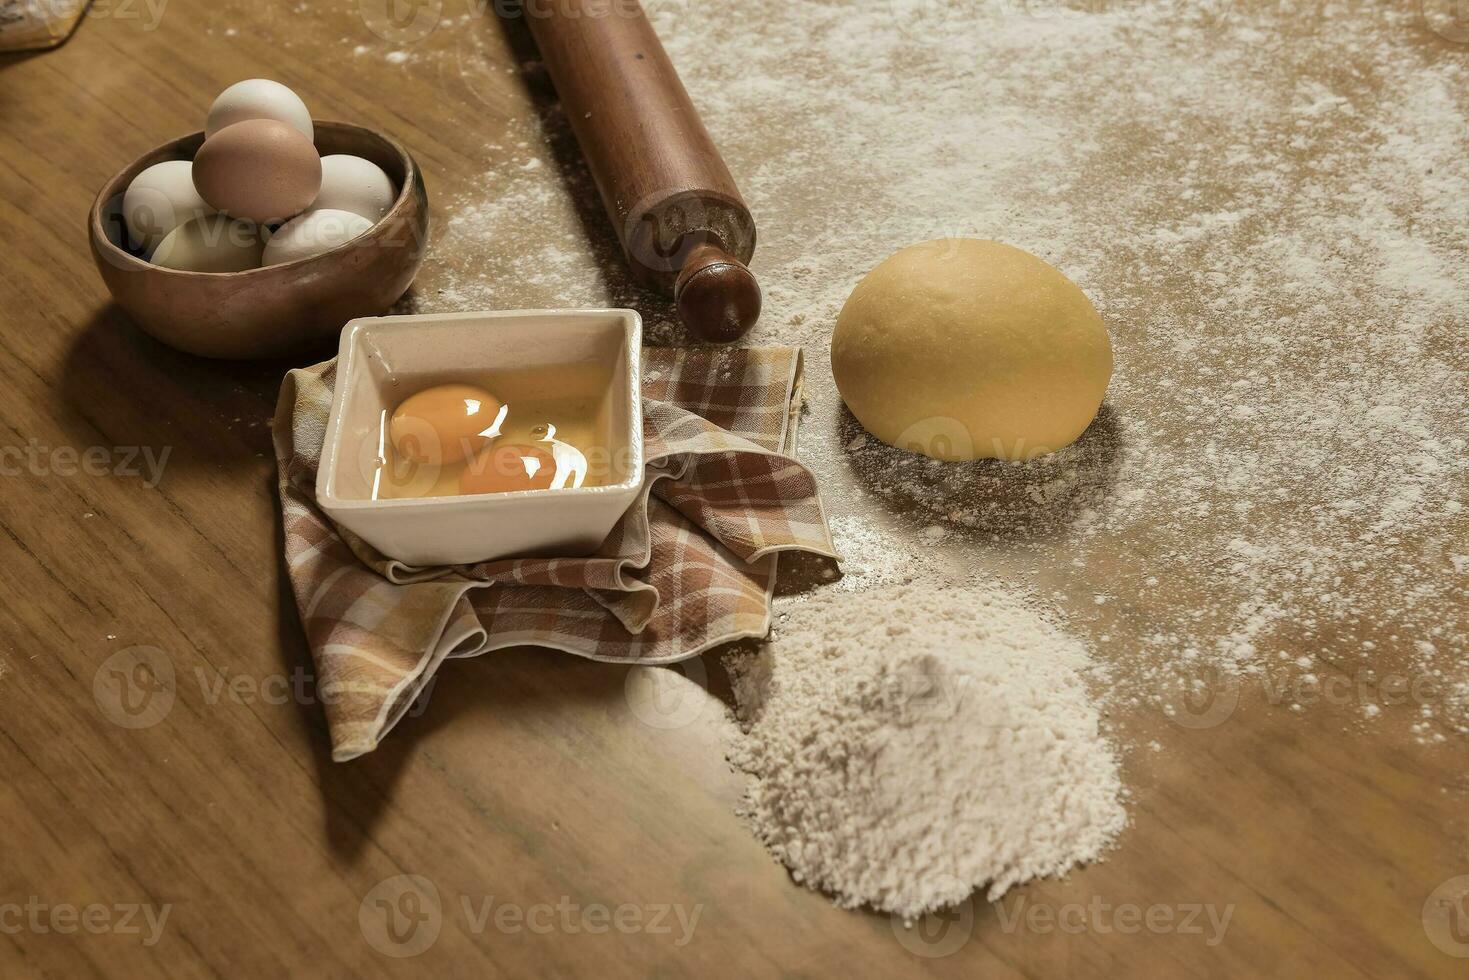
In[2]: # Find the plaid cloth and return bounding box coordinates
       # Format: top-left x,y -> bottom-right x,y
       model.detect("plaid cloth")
272,347 -> 838,762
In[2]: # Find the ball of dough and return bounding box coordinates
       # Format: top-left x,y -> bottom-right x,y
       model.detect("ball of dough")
831,239 -> 1112,461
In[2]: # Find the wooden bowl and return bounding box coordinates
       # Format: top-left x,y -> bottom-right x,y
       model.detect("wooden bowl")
89,121 -> 430,360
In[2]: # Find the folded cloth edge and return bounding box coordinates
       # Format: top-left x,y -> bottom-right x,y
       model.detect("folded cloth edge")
275,346 -> 839,763
331,376 -> 837,760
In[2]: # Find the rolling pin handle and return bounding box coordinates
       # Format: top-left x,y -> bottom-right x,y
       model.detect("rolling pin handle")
674,241 -> 762,343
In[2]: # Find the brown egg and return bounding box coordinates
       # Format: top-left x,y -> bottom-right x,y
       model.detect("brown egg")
390,384 -> 504,466
192,119 -> 322,224
459,444 -> 557,496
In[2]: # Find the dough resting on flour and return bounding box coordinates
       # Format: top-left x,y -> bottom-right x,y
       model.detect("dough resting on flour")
830,239 -> 1112,461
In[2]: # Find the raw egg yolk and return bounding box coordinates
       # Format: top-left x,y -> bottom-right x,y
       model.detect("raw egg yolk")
459,444 -> 558,495
390,384 -> 504,466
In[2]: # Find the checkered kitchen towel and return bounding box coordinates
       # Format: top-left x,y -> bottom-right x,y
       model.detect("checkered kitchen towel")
273,347 -> 837,762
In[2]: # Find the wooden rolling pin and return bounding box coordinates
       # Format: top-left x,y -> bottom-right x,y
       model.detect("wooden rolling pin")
523,0 -> 761,342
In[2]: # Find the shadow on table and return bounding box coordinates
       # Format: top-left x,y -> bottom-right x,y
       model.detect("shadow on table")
487,11 -> 686,342
834,403 -> 1125,543
0,50 -> 49,74
59,305 -> 335,477
314,637 -> 744,855
261,478 -> 424,863
59,306 -> 422,857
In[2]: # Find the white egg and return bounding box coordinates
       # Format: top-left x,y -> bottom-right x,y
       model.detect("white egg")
206,79 -> 314,142
122,160 -> 215,254
152,214 -> 263,273
311,154 -> 397,220
262,208 -> 373,266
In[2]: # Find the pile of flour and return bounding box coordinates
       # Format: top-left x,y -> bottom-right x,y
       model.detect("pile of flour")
725,585 -> 1126,920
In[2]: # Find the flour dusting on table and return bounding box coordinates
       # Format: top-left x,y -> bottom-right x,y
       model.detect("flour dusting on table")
725,585 -> 1125,920
404,1 -> 1468,739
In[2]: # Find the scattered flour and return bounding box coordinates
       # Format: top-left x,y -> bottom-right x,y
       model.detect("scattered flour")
330,0 -> 1469,921
392,1 -> 1468,738
668,1 -> 1469,741
826,514 -> 932,591
725,585 -> 1126,919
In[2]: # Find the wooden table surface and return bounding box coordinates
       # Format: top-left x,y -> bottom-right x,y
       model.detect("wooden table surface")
2,1 -> 1466,977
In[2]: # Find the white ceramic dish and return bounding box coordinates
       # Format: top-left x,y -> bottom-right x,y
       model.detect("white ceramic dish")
317,309 -> 644,566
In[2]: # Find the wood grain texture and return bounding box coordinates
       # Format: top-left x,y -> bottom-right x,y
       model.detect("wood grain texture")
0,2 -> 1463,978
